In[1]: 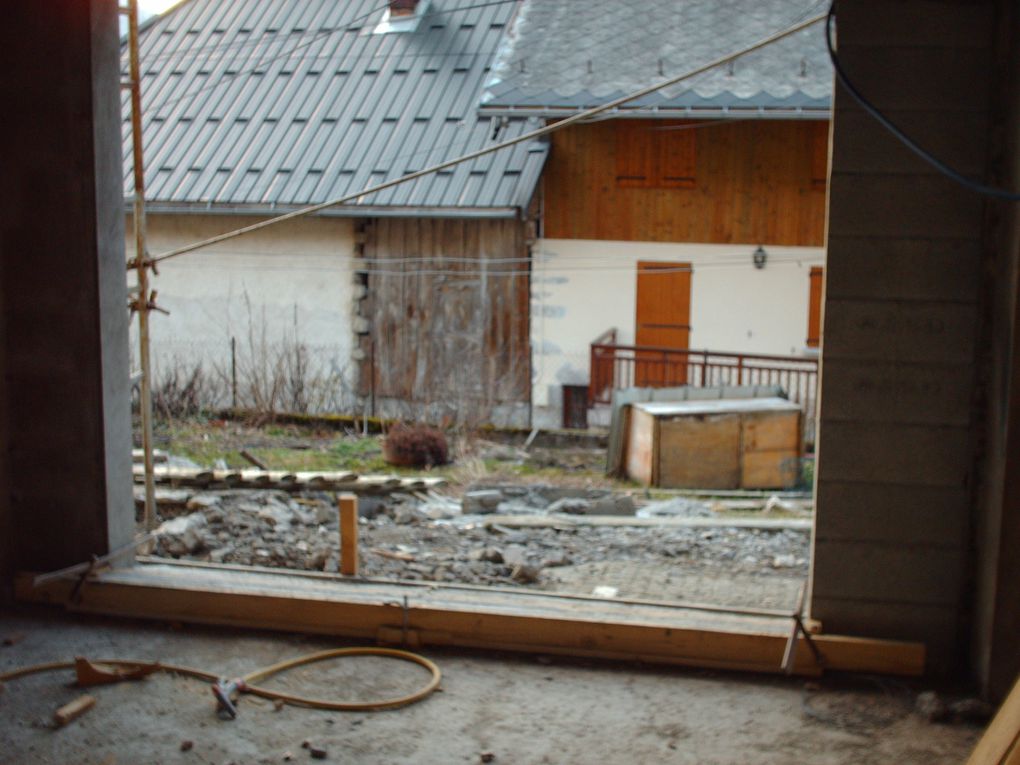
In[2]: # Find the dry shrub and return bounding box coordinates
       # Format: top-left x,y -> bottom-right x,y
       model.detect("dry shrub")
152,364 -> 217,420
382,423 -> 450,468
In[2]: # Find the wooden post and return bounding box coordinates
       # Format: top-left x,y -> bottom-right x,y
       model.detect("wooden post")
339,494 -> 359,576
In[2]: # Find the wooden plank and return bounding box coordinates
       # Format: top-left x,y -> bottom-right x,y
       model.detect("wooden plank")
658,413 -> 741,489
968,677 -> 1020,765
15,564 -> 925,678
339,494 -> 358,577
625,406 -> 655,485
54,695 -> 96,727
477,515 -> 813,530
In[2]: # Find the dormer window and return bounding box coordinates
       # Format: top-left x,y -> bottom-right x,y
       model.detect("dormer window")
373,0 -> 431,34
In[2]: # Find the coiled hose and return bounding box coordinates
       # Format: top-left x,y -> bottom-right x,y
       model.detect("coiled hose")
0,647 -> 442,713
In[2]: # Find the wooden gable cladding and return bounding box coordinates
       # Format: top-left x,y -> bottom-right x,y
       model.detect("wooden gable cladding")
360,218 -> 530,419
543,119 -> 828,245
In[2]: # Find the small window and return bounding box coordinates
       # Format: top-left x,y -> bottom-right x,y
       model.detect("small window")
615,120 -> 695,189
811,122 -> 829,190
807,266 -> 824,348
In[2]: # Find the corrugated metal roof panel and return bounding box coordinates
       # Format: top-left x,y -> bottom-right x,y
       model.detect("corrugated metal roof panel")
482,0 -> 832,117
125,0 -> 547,213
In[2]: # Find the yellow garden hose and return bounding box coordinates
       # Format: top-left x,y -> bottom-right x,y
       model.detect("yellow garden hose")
0,647 -> 442,714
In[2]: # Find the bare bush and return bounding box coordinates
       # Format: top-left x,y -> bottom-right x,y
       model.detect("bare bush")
151,362 -> 223,420
382,423 -> 450,468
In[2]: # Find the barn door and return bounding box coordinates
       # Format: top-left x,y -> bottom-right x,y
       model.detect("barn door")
635,261 -> 692,386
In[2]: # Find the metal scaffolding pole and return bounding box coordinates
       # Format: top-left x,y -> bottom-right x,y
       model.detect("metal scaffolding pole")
123,0 -> 157,531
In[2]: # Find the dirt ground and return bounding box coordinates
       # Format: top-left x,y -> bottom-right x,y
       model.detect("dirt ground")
0,607 -> 983,765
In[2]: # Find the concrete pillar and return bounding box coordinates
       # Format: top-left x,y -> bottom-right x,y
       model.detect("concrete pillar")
811,0 -> 995,672
0,0 -> 132,579
971,0 -> 1020,701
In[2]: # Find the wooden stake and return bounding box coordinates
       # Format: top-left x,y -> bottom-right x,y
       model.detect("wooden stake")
339,494 -> 359,576
54,694 -> 96,727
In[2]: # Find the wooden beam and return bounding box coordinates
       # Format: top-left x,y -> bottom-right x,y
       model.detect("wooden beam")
15,562 -> 924,678
339,494 -> 358,577
969,677 -> 1020,765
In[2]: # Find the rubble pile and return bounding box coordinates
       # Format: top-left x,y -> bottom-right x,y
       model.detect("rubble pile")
148,484 -> 811,589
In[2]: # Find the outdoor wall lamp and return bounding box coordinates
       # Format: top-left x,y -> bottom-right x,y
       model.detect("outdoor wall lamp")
753,245 -> 767,269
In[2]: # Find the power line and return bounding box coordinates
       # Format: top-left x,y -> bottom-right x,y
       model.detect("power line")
150,9 -> 829,266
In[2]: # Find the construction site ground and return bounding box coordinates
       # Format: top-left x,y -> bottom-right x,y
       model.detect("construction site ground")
0,607 -> 983,764
142,418 -> 812,610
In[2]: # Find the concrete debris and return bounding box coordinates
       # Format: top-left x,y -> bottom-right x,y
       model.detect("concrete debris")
155,513 -> 207,556
462,490 -> 503,514
948,697 -> 994,723
511,564 -> 542,584
763,495 -> 798,514
144,484 -> 811,588
636,497 -> 713,519
915,691 -> 951,723
546,497 -> 591,514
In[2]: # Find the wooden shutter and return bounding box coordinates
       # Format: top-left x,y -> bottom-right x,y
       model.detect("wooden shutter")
616,121 -> 652,187
616,120 -> 696,188
807,266 -> 823,347
659,126 -> 696,188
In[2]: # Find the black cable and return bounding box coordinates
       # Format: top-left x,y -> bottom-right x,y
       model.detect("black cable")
825,1 -> 1020,202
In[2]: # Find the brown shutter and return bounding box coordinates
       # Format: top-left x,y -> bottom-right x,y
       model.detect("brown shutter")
659,125 -> 696,188
807,266 -> 823,347
616,121 -> 652,187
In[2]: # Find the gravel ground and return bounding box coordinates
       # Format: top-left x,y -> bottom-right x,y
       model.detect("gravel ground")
144,487 -> 811,605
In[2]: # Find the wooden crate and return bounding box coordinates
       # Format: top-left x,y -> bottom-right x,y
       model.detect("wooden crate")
625,398 -> 802,489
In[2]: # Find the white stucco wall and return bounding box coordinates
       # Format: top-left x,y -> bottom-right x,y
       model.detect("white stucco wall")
531,238 -> 825,422
126,213 -> 356,410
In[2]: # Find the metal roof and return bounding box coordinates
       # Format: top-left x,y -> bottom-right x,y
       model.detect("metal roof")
123,0 -> 547,215
481,0 -> 832,118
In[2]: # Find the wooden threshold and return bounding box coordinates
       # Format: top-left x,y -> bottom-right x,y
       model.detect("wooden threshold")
16,560 -> 924,678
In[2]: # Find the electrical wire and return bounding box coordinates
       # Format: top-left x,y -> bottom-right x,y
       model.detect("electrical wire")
825,1 -> 1020,202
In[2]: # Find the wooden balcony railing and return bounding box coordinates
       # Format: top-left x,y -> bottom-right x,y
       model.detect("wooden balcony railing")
589,330 -> 819,421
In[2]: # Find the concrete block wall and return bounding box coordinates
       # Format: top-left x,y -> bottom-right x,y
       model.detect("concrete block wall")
811,0 -> 995,672
0,0 -> 132,577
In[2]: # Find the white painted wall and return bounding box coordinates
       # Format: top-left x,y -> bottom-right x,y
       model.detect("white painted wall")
126,213 -> 356,410
531,238 -> 825,423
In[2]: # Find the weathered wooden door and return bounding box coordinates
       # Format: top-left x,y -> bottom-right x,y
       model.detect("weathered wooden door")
635,261 -> 692,386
